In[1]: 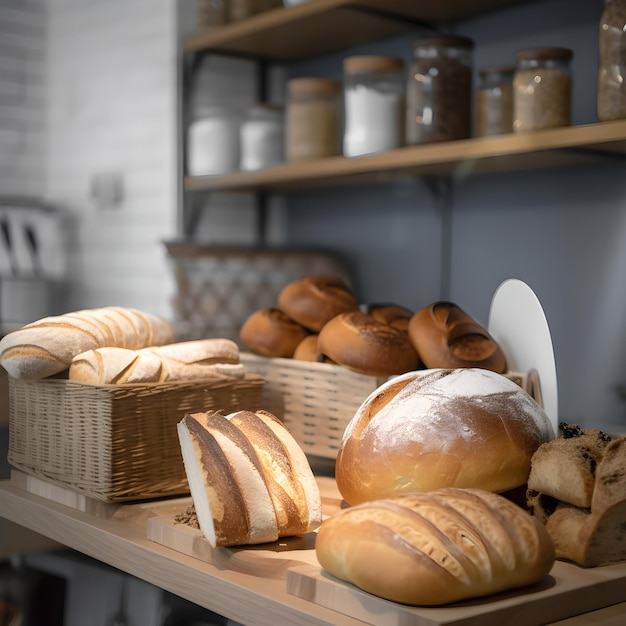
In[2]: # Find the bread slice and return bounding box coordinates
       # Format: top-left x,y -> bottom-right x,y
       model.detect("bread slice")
177,411 -> 278,547
527,427 -> 613,508
177,409 -> 321,548
527,425 -> 626,567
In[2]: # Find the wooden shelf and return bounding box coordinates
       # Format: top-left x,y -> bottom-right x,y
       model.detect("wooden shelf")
185,0 -> 531,60
184,120 -> 626,194
2,474 -> 626,626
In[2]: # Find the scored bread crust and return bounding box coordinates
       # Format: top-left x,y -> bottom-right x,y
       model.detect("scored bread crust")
69,347 -> 163,384
408,301 -> 506,373
315,488 -> 555,606
317,311 -> 420,377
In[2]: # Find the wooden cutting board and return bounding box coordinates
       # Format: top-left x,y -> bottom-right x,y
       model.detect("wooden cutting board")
286,561 -> 626,626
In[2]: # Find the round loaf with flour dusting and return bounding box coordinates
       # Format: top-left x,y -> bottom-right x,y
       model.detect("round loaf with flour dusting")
335,368 -> 555,505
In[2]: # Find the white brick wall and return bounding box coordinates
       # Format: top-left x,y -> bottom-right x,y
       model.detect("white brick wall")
0,0 -> 46,198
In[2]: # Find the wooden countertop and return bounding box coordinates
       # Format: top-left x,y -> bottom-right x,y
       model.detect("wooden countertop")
0,472 -> 625,626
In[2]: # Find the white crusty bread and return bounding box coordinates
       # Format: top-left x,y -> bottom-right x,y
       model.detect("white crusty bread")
69,347 -> 163,384
527,425 -> 626,566
0,306 -> 176,381
177,409 -> 322,547
315,488 -> 555,606
68,339 -> 245,385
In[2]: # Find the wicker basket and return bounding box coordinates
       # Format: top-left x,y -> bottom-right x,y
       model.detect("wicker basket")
241,353 -> 542,461
7,374 -> 264,502
240,353 -> 387,459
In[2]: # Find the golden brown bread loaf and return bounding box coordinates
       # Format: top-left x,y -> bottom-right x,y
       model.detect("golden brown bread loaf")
527,424 -> 626,566
177,409 -> 322,547
292,334 -> 325,362
367,303 -> 413,333
277,275 -> 358,332
239,308 -> 310,358
317,311 -> 420,377
315,488 -> 555,606
69,339 -> 244,384
0,306 -> 175,381
335,368 -> 554,506
408,301 -> 506,372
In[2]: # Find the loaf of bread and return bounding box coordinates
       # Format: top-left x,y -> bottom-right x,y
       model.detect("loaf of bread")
408,301 -> 506,372
239,308 -> 310,358
336,368 -> 554,505
277,275 -> 358,332
527,423 -> 626,566
315,488 -> 555,605
69,339 -> 244,384
177,409 -> 322,547
0,306 -> 176,381
317,311 -> 420,377
367,303 -> 413,333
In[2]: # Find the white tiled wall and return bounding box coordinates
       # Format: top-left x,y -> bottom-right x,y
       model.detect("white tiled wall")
0,0 -> 46,199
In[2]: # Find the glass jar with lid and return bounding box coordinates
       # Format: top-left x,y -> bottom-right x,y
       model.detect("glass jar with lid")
598,0 -> 626,121
406,35 -> 474,145
476,66 -> 515,137
187,105 -> 242,176
285,77 -> 341,161
240,103 -> 284,171
513,47 -> 573,132
342,55 -> 405,157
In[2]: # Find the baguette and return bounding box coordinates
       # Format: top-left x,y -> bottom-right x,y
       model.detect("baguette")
315,488 -> 555,606
69,339 -> 245,384
0,306 -> 176,381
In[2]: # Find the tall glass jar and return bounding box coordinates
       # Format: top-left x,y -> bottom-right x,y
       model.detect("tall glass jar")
240,103 -> 284,171
406,35 -> 474,145
476,66 -> 515,137
285,77 -> 340,161
598,0 -> 626,121
513,47 -> 573,132
343,55 -> 405,157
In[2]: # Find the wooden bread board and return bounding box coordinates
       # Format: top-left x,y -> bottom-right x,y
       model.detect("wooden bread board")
146,475 -> 626,625
286,561 -> 626,626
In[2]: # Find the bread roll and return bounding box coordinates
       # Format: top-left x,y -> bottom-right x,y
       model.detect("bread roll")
277,275 -> 358,332
239,308 -> 309,358
408,301 -> 506,372
527,425 -> 626,566
367,303 -> 413,333
177,409 -> 321,547
315,488 -> 555,606
317,311 -> 420,377
0,306 -> 175,381
336,368 -> 554,505
292,334 -> 325,362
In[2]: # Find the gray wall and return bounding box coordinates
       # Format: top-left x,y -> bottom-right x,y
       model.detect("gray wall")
281,0 -> 626,433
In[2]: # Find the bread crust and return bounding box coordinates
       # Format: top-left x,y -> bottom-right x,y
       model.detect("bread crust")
408,301 -> 506,372
239,308 -> 309,358
317,311 -> 420,377
277,275 -> 358,332
336,368 -> 554,505
315,488 -> 555,605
